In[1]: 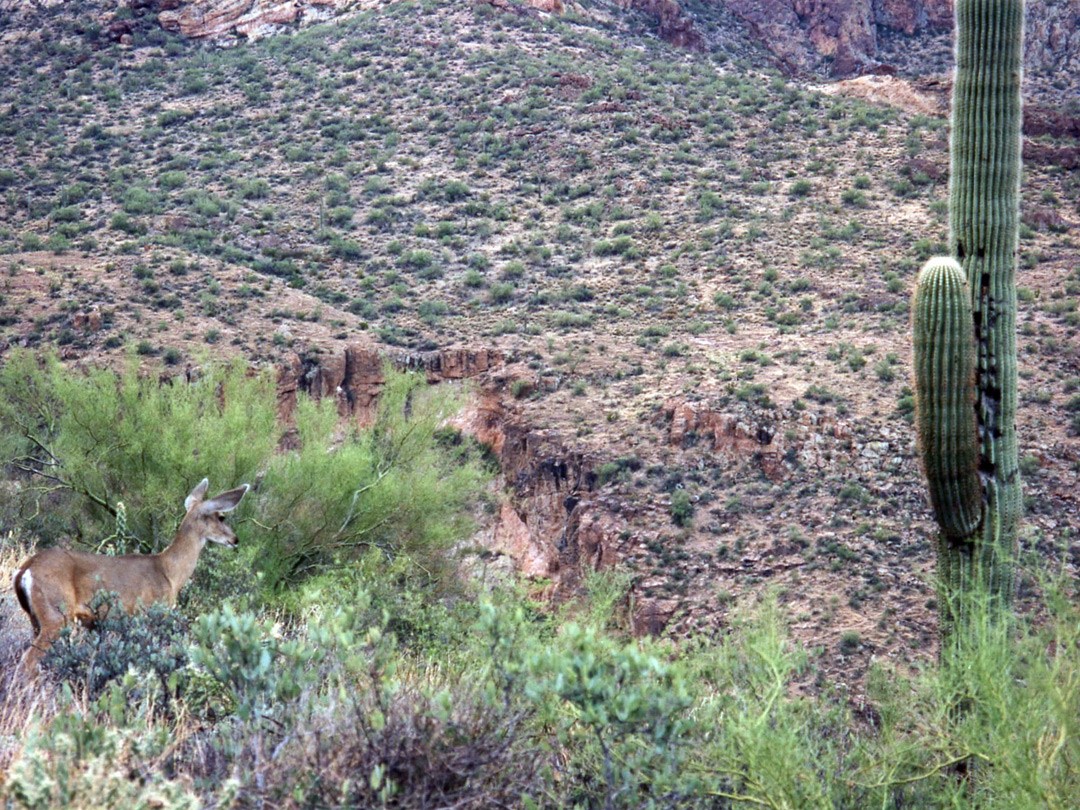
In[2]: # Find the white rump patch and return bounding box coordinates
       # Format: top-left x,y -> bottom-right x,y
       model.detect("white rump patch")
18,569 -> 32,602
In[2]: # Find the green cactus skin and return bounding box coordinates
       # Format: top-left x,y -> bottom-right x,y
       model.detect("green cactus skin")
913,258 -> 980,540
915,0 -> 1023,646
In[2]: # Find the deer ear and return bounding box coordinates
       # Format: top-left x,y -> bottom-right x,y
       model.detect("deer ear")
185,478 -> 210,512
199,484 -> 250,515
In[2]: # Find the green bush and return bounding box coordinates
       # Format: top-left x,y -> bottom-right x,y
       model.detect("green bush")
121,187 -> 158,215
0,353 -> 275,548
254,369 -> 488,589
0,355 -> 486,603
190,602 -> 324,721
2,691 -> 202,810
43,592 -> 190,708
670,488 -> 694,526
523,622 -> 697,808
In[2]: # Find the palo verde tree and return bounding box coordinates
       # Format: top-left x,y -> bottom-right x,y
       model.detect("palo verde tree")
912,0 -> 1024,651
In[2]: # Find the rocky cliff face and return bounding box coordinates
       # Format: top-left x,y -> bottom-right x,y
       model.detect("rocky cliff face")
277,345 -> 630,607
157,0 -> 352,42
615,0 -> 706,50
723,0 -> 1080,82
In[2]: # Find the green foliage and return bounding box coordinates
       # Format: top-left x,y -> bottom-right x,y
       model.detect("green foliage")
43,592 -> 190,706
0,351 -> 277,548
252,368 -> 488,589
121,187 -> 157,215
2,691 -> 202,810
670,488 -> 693,526
0,355 -> 486,609
8,577 -> 1080,809
525,623 -> 697,808
190,602 -> 324,721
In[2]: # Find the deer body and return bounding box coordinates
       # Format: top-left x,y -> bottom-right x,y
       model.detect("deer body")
13,478 -> 248,675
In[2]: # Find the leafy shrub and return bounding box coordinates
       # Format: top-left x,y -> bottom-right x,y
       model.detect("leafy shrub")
43,592 -> 190,707
45,233 -> 70,254
253,368 -> 488,589
327,205 -> 354,226
2,690 -> 203,810
789,179 -> 812,197
0,352 -> 277,548
0,356 -> 486,603
488,281 -> 515,303
258,607 -> 540,809
190,603 -> 323,721
522,620 -> 698,808
158,170 -> 186,190
121,187 -> 157,215
670,488 -> 694,526
239,178 -> 270,200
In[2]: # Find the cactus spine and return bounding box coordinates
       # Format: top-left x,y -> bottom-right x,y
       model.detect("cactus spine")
913,0 -> 1023,646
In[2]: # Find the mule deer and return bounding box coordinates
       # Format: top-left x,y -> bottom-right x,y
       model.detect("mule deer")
13,478 -> 248,676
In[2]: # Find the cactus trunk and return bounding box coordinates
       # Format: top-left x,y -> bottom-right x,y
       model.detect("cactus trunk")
913,0 -> 1023,651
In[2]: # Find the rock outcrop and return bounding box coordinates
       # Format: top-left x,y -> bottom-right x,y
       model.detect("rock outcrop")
615,0 -> 705,50
277,345 -> 502,422
279,345 -> 629,611
1025,1 -> 1080,77
724,0 -> 879,75
158,0 -> 352,41
658,396 -> 851,482
723,0 -> 1080,79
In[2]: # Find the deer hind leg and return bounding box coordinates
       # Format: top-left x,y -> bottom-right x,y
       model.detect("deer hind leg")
17,609 -> 65,679
14,570 -> 70,679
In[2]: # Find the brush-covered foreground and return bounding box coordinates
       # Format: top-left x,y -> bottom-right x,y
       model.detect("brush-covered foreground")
0,357 -> 1076,809
0,0 -> 1077,681
2,545 -> 1080,809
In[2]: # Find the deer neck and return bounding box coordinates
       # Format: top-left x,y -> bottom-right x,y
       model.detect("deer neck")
156,517 -> 206,602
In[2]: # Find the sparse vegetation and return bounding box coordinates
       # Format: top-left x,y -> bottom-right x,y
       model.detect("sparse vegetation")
0,1 -> 1076,807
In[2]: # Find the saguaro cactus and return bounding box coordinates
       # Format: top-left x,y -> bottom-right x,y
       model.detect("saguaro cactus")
913,0 -> 1023,646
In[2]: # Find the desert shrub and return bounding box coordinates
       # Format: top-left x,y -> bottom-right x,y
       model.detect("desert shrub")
688,599 -> 860,808
45,233 -> 70,254
43,592 -> 190,707
252,618 -> 540,809
1,695 -> 203,810
189,602 -> 324,721
0,356 -> 486,604
670,488 -> 694,526
517,614 -> 700,808
0,352 -> 277,548
121,186 -> 158,214
239,177 -> 270,199
326,204 -> 354,226
253,369 -> 488,589
789,178 -> 812,197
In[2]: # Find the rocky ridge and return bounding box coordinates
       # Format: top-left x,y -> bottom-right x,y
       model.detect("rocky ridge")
157,0 -> 352,41
4,0 -> 1077,97
721,0 -> 1080,92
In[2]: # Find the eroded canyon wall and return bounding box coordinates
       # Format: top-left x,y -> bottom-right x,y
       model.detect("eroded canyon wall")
723,0 -> 1080,77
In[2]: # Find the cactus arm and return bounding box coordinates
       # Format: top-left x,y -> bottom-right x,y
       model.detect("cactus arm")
912,258 -> 981,540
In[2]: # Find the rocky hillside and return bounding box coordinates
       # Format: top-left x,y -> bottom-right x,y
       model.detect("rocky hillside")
0,0 -> 1077,690
719,0 -> 1080,92
5,0 -> 1077,96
